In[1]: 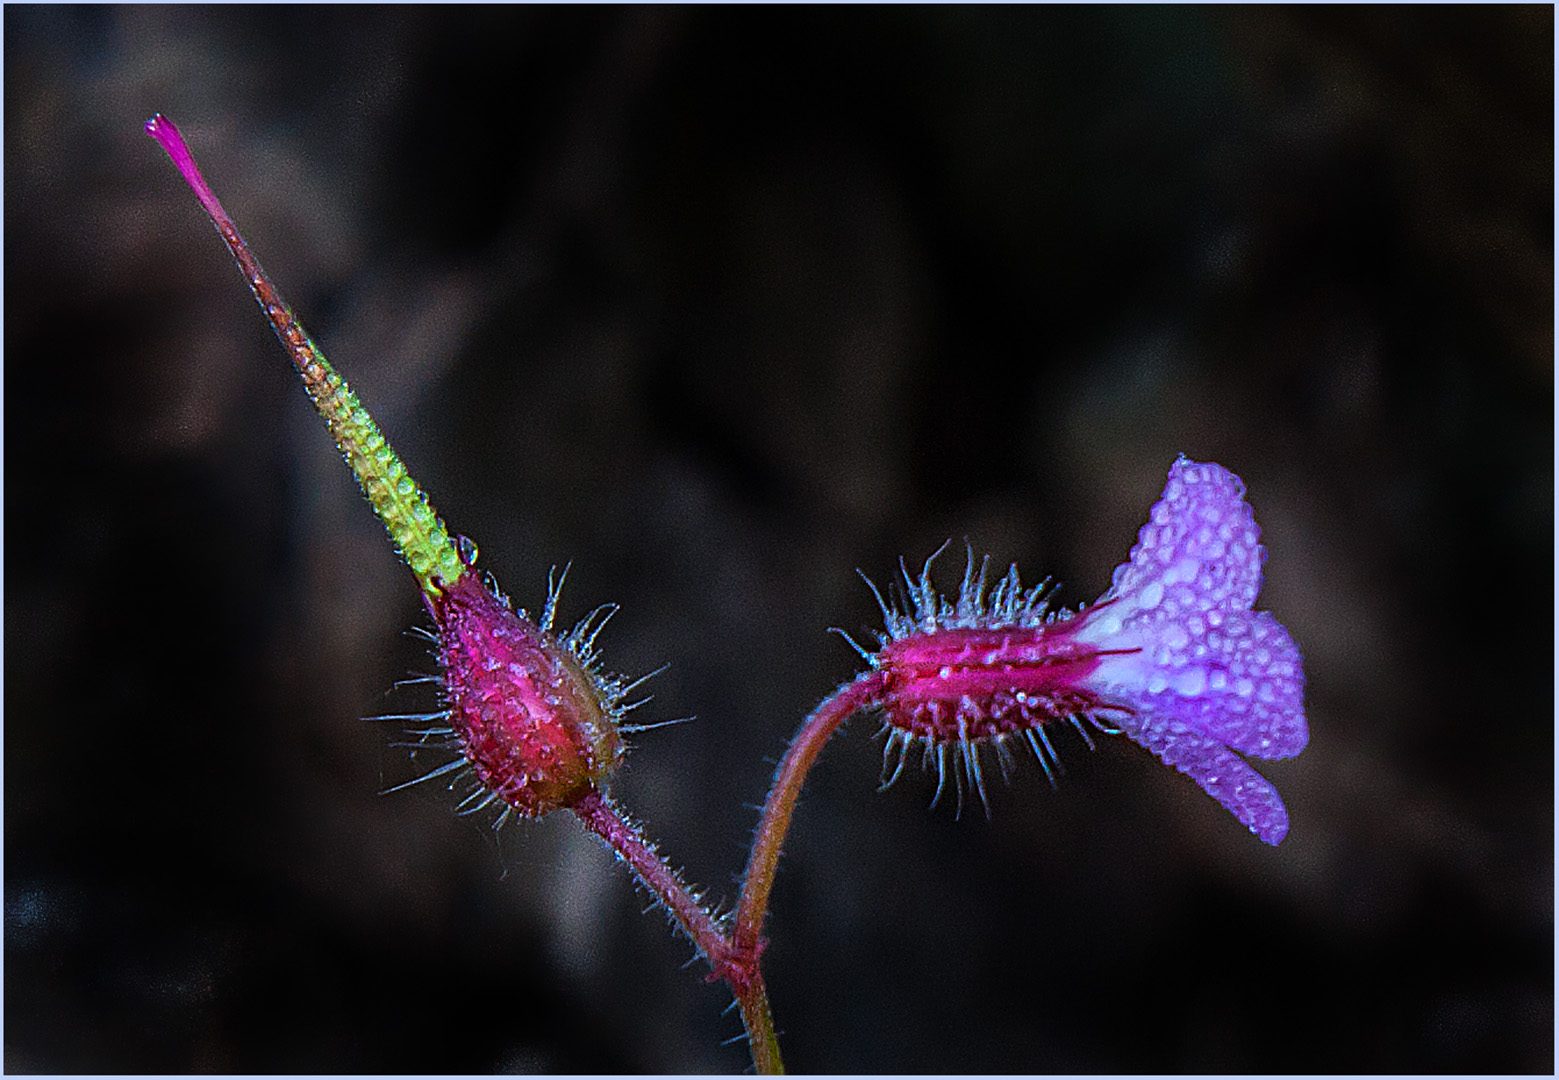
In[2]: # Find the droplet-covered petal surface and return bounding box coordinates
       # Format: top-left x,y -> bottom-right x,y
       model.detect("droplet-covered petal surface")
1076,457 -> 1308,843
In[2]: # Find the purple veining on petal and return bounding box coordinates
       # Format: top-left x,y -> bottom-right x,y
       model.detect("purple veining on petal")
1169,609 -> 1306,758
1085,606 -> 1307,760
1074,456 -> 1308,844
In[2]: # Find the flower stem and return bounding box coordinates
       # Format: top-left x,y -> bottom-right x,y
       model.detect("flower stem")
733,671 -> 888,962
571,789 -> 732,974
732,970 -> 782,1075
573,666 -> 887,1074
570,790 -> 788,1070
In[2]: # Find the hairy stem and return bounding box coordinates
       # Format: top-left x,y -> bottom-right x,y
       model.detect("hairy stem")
733,671 -> 888,961
145,114 -> 465,595
149,112 -> 883,1076
571,789 -> 731,969
571,789 -> 784,1071
732,971 -> 782,1075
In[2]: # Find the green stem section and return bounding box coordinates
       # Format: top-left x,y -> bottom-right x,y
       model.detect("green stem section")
732,972 -> 782,1075
146,115 -> 464,596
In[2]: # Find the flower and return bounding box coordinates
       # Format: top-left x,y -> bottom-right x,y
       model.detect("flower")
1071,456 -> 1308,844
865,456 -> 1307,844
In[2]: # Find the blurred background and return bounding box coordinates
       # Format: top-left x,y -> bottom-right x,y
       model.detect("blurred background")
6,6 -> 1552,1073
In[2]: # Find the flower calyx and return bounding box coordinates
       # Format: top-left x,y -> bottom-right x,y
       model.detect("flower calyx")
427,551 -> 626,819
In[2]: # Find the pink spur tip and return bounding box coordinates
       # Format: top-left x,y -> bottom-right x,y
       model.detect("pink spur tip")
144,113 -> 229,225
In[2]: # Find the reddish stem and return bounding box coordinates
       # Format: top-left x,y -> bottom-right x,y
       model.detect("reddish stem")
572,666 -> 889,1075
733,671 -> 889,961
571,789 -> 731,969
571,789 -> 785,1072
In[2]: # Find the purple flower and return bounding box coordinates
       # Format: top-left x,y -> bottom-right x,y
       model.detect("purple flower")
1072,456 -> 1308,844
857,456 -> 1308,842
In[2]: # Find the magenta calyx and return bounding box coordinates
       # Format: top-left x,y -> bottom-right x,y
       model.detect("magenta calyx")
427,558 -> 625,820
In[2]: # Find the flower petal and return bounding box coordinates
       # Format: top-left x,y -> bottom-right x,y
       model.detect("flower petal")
1092,457 -> 1266,637
1176,609 -> 1306,759
1083,608 -> 1307,760
1076,456 -> 1307,758
1118,714 -> 1292,845
1072,457 -> 1308,842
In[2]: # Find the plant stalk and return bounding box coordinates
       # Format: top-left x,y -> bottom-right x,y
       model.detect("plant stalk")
571,789 -> 786,1072
733,671 -> 888,960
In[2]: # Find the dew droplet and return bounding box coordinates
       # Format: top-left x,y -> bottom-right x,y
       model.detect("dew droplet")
456,535 -> 479,566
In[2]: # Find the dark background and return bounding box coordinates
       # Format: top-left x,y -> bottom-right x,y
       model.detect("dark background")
6,5 -> 1552,1073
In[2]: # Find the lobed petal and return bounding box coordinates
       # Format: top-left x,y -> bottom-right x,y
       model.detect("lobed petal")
1088,457 -> 1265,640
1084,608 -> 1307,760
1116,713 -> 1292,845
